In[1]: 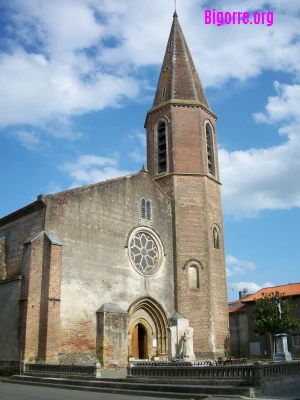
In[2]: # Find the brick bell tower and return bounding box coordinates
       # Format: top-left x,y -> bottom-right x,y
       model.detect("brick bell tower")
145,12 -> 229,358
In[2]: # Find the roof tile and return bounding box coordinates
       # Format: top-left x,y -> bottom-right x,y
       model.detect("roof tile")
152,13 -> 209,108
243,283 -> 300,302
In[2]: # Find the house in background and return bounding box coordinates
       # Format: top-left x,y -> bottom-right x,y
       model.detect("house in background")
229,283 -> 300,359
228,291 -> 250,358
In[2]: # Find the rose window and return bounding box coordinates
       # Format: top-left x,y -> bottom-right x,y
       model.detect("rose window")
129,232 -> 160,275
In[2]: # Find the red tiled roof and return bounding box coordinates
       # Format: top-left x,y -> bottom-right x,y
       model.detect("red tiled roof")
242,283 -> 300,303
228,299 -> 247,313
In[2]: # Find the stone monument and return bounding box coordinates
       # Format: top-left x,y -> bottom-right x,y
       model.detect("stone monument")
182,328 -> 195,361
168,312 -> 195,361
274,297 -> 292,362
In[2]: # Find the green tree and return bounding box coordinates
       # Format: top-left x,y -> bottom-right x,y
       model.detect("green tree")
253,291 -> 300,336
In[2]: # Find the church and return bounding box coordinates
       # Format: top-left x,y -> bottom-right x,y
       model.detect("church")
0,12 -> 229,370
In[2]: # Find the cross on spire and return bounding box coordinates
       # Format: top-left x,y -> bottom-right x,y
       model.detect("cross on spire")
173,0 -> 178,17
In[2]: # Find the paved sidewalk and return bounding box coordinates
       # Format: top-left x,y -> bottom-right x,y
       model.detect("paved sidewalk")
2,371 -> 300,400
262,388 -> 300,400
98,369 -> 300,400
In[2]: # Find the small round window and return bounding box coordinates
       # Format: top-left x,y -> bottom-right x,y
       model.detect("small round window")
128,229 -> 162,276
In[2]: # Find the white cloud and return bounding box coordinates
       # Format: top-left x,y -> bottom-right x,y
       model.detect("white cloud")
46,181 -> 63,195
1,0 -> 300,221
95,0 -> 300,87
127,132 -> 146,163
128,150 -> 146,164
134,132 -> 146,148
13,130 -> 41,150
1,0 -> 300,146
220,82 -> 300,218
59,154 -> 131,188
0,49 -> 140,128
226,254 -> 256,277
228,281 -> 275,294
254,82 -> 300,124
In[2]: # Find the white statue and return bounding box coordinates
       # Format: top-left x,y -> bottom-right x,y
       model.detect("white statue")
275,297 -> 282,320
182,328 -> 195,360
182,329 -> 190,357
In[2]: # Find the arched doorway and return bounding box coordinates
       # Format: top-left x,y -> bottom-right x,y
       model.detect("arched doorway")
128,297 -> 168,359
132,323 -> 148,359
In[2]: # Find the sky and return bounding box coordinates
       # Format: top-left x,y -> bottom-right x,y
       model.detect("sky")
0,0 -> 299,301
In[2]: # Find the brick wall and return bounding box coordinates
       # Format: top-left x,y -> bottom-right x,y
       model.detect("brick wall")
19,232 -> 62,362
146,103 -> 229,358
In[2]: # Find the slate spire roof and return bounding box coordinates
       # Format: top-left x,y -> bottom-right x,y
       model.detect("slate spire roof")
152,11 -> 209,108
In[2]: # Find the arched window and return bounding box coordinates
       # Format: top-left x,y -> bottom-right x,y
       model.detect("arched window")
141,199 -> 146,220
188,265 -> 200,289
157,122 -> 167,174
140,199 -> 152,221
146,200 -> 151,221
206,123 -> 215,176
213,227 -> 220,249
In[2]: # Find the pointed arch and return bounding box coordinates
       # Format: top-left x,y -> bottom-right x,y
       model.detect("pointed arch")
146,200 -> 151,221
205,121 -> 215,176
213,227 -> 220,249
212,224 -> 221,249
140,199 -> 152,221
156,120 -> 168,174
128,297 -> 169,356
140,198 -> 146,220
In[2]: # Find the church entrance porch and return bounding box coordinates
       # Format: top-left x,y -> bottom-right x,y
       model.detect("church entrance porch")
132,323 -> 148,359
128,297 -> 169,361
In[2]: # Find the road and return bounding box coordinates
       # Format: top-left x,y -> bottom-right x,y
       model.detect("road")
0,382 -> 176,400
1,380 -> 300,400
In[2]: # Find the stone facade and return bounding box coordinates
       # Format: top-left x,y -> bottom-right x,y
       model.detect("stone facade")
0,173 -> 175,368
0,12 -> 229,369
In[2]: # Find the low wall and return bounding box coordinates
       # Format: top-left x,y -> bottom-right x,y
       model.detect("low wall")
127,362 -> 257,385
127,361 -> 300,395
24,363 -> 101,379
0,361 -> 19,374
259,362 -> 300,395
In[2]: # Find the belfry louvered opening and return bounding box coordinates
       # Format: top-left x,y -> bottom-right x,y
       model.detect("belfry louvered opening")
157,122 -> 167,174
206,123 -> 215,176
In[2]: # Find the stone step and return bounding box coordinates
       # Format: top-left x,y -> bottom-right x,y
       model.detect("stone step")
6,375 -> 255,398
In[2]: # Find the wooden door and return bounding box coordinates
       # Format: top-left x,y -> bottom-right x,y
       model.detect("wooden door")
132,324 -> 148,359
132,324 -> 139,358
138,324 -> 147,359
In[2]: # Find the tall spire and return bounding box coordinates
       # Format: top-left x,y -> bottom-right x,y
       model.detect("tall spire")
152,13 -> 209,108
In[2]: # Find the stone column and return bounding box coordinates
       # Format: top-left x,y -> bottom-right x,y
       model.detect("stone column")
274,333 -> 292,362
